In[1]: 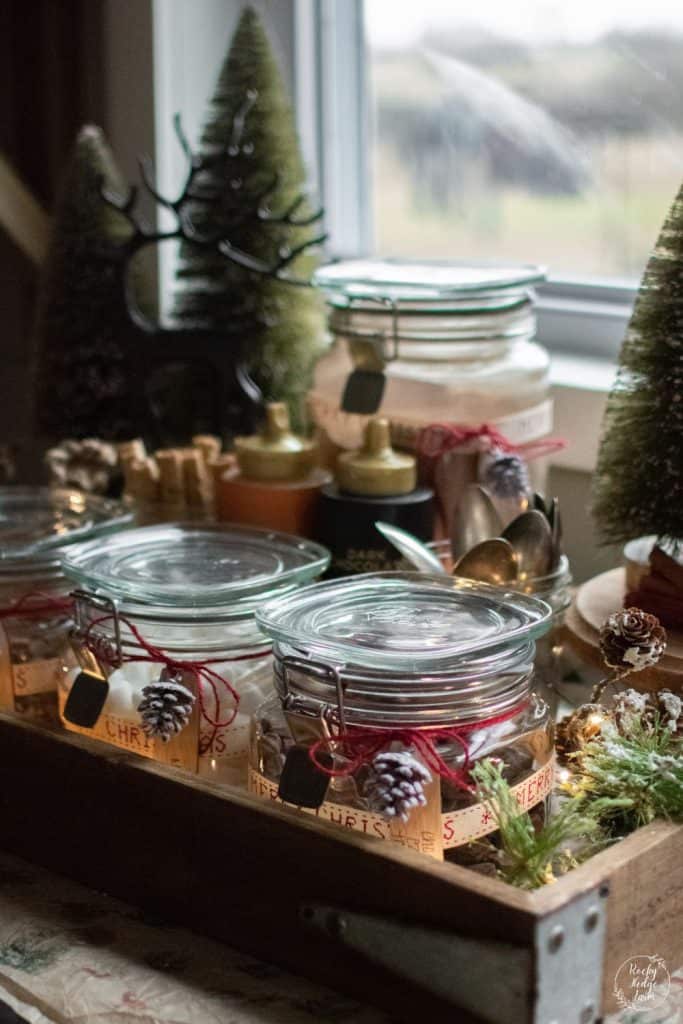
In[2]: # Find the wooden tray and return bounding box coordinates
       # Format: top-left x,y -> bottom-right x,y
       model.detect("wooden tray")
0,713 -> 680,1024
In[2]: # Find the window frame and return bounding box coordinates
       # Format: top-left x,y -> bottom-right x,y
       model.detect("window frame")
295,0 -> 636,361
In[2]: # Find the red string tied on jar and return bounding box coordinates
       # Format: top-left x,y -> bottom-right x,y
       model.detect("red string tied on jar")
81,613 -> 271,731
417,422 -> 566,468
0,592 -> 75,620
308,701 -> 528,795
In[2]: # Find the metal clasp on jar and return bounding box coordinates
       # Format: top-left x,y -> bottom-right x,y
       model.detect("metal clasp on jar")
71,589 -> 123,669
337,295 -> 401,372
278,654 -> 349,742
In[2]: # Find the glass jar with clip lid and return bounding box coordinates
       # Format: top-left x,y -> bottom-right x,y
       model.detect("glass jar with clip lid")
0,487 -> 132,724
60,523 -> 329,785
249,572 -> 554,862
310,259 -> 550,450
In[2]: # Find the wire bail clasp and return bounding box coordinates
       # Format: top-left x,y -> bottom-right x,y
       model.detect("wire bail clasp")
71,589 -> 123,669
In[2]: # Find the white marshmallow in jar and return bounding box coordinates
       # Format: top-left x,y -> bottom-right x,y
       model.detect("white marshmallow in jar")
60,523 -> 329,786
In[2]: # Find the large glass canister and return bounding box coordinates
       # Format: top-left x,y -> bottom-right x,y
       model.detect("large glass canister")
250,573 -> 554,862
0,487 -> 132,724
310,259 -> 550,452
60,523 -> 329,786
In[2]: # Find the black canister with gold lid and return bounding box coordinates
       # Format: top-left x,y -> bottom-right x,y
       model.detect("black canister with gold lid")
316,418 -> 434,577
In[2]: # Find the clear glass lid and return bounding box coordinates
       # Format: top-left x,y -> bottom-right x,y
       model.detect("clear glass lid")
0,487 -> 133,564
63,523 -> 330,608
314,259 -> 546,306
257,572 -> 552,672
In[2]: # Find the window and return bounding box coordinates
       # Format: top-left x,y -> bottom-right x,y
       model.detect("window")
298,0 -> 683,357
365,0 -> 683,284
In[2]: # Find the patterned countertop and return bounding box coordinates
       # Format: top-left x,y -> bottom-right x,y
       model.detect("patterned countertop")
0,851 -> 677,1024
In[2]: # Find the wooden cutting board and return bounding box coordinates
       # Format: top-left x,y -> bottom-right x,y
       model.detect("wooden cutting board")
566,568 -> 683,691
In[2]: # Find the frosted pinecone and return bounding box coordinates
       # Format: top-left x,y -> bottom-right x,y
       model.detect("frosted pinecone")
364,750 -> 432,822
599,608 -> 667,672
137,671 -> 195,742
481,452 -> 530,499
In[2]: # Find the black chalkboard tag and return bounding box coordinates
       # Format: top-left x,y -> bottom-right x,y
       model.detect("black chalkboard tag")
341,369 -> 386,415
63,671 -> 109,728
277,744 -> 332,809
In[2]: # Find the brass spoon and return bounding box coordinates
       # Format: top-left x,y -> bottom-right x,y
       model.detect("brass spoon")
451,484 -> 504,561
454,538 -> 518,586
502,509 -> 554,579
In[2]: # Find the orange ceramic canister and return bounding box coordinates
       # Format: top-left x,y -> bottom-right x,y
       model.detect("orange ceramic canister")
216,404 -> 331,536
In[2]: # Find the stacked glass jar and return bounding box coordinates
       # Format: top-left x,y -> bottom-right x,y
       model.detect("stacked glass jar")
0,487 -> 132,724
250,572 -> 554,862
61,523 -> 329,785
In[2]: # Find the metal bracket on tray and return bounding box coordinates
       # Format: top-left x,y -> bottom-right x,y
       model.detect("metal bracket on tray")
300,886 -> 606,1024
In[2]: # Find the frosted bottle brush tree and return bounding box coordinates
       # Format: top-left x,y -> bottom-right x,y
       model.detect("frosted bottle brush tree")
593,180 -> 683,546
33,126 -> 142,441
172,5 -> 326,428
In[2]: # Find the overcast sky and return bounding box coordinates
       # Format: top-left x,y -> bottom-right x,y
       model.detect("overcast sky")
365,0 -> 683,48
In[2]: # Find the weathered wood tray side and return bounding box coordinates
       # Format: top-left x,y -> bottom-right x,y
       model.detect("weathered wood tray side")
0,714 -> 680,1023
0,715 -> 535,1023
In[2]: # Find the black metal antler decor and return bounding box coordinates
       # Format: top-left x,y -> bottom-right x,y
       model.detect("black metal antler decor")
98,87 -> 326,445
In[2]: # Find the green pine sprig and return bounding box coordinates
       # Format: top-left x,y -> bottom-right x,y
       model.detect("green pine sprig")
472,760 -> 610,890
571,719 -> 683,831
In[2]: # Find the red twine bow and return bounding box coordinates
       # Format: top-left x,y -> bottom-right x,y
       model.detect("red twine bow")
0,591 -> 75,620
417,422 -> 565,465
308,702 -> 528,795
81,613 -> 271,733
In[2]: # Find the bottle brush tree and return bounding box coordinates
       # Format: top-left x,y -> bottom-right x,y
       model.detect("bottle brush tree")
33,125 -> 146,442
172,5 -> 325,428
593,180 -> 683,546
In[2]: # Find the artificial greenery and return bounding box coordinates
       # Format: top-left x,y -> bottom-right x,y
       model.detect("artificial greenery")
472,760 -> 609,890
172,5 -> 324,427
33,126 -> 145,442
593,180 -> 683,545
571,719 -> 683,832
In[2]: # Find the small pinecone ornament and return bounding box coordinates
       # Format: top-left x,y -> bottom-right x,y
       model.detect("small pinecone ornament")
599,608 -> 667,672
613,687 -> 682,738
555,703 -> 607,762
364,749 -> 432,822
480,450 -> 530,500
137,668 -> 195,742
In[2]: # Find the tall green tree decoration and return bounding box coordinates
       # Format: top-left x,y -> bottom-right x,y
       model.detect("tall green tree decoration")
593,181 -> 683,545
34,123 -> 145,440
33,126 -> 143,441
172,5 -> 324,426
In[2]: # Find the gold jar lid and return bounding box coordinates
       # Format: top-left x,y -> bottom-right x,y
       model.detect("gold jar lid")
235,403 -> 317,482
337,418 -> 416,496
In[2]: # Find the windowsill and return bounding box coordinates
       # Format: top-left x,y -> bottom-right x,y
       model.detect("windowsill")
549,352 -> 617,474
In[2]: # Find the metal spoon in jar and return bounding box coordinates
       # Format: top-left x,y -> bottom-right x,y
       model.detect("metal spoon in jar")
451,484 -> 504,561
374,521 -> 448,576
454,538 -> 519,586
502,509 -> 554,579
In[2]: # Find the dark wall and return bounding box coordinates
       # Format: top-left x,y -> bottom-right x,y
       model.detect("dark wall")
0,0 -> 105,480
